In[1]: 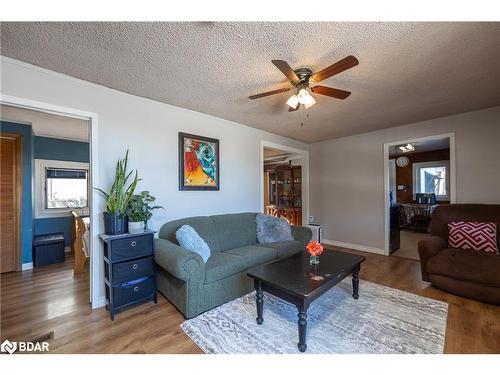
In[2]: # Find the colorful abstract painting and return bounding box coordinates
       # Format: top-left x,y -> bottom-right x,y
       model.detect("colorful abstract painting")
179,133 -> 219,190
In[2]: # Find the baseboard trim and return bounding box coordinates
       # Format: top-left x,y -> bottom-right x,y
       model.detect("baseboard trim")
92,296 -> 106,309
322,239 -> 386,255
22,262 -> 33,271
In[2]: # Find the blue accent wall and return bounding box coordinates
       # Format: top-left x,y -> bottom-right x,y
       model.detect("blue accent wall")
0,121 -> 33,263
33,136 -> 90,247
34,217 -> 75,247
34,136 -> 89,163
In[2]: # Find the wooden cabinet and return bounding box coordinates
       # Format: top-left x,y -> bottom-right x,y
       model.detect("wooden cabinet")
265,165 -> 302,225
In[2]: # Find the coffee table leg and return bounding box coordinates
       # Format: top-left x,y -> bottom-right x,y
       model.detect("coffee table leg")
352,264 -> 360,299
297,309 -> 308,352
255,279 -> 264,325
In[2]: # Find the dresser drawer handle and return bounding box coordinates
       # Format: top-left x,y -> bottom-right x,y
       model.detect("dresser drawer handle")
133,286 -> 139,292
131,241 -> 137,247
132,263 -> 138,270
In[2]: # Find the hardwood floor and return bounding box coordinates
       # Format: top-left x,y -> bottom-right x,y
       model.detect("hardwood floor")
1,249 -> 499,354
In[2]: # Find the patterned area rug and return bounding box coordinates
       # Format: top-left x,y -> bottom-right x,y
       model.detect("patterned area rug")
181,279 -> 448,354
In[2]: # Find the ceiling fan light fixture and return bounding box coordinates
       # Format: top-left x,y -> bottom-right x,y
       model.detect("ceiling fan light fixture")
304,101 -> 316,109
286,94 -> 300,109
298,88 -> 316,108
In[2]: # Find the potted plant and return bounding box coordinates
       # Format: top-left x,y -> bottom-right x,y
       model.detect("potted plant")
95,150 -> 140,235
126,191 -> 164,234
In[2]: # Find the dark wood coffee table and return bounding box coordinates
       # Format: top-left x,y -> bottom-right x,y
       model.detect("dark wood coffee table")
247,249 -> 365,352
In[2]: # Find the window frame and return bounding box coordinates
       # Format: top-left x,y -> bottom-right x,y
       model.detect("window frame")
35,159 -> 90,218
412,160 -> 450,201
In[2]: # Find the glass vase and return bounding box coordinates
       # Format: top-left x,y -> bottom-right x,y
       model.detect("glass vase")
309,255 -> 320,265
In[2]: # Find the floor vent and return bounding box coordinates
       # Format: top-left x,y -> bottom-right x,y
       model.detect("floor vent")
25,331 -> 55,344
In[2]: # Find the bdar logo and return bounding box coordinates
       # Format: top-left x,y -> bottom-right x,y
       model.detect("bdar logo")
1,339 -> 17,354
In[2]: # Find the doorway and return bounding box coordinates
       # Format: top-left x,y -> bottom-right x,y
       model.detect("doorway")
260,141 -> 309,226
384,133 -> 456,260
0,96 -> 100,309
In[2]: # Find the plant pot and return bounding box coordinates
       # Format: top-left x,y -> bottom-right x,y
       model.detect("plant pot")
103,212 -> 127,235
128,221 -> 145,234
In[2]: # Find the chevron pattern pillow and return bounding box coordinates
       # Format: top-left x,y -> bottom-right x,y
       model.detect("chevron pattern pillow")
448,221 -> 498,254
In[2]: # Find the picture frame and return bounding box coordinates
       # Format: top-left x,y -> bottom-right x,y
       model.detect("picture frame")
178,132 -> 220,191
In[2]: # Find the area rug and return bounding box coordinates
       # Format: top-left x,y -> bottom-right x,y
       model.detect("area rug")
180,279 -> 448,354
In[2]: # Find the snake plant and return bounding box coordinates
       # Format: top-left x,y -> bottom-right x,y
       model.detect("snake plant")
95,150 -> 140,213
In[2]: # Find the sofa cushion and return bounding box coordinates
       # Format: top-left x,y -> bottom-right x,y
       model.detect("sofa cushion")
204,246 -> 276,284
426,248 -> 500,286
257,240 -> 304,259
256,213 -> 294,243
175,225 -> 211,263
429,204 -> 500,249
159,216 -> 222,252
448,221 -> 498,254
225,245 -> 277,263
210,213 -> 258,251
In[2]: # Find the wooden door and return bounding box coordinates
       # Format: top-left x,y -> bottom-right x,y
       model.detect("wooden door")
0,133 -> 22,273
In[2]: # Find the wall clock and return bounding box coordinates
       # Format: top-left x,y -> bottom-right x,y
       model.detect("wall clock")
396,156 -> 409,167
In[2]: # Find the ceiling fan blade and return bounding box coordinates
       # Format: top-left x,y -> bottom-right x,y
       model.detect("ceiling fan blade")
272,60 -> 300,84
288,103 -> 300,112
249,87 -> 291,100
311,55 -> 359,83
311,85 -> 351,99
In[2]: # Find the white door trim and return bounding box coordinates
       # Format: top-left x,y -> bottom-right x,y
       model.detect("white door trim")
383,132 -> 456,255
259,140 -> 310,225
0,93 -> 102,309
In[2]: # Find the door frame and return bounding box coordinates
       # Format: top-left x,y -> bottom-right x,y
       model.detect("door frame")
0,132 -> 22,272
383,132 -> 456,255
259,140 -> 310,225
0,94 -> 102,309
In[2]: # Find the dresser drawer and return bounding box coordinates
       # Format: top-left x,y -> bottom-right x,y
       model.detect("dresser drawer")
113,277 -> 155,308
112,256 -> 154,284
109,235 -> 153,261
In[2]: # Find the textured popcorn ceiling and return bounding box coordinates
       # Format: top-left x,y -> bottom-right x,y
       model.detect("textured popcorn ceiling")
1,22 -> 500,142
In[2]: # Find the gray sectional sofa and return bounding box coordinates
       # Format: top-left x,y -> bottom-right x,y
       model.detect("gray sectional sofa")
154,212 -> 312,318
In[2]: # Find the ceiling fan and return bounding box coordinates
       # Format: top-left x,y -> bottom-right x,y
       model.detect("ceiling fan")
249,55 -> 359,111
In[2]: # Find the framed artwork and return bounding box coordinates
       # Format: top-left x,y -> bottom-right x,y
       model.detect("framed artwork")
179,132 -> 220,191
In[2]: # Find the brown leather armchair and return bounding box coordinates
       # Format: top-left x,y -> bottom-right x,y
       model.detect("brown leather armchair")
418,204 -> 500,305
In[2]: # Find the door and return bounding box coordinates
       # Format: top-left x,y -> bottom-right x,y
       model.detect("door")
0,133 -> 22,273
389,159 -> 397,204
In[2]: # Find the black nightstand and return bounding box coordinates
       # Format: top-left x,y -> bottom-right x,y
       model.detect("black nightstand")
99,230 -> 157,320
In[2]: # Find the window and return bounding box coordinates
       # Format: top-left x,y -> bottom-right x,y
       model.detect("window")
45,168 -> 88,209
412,160 -> 450,201
35,159 -> 90,218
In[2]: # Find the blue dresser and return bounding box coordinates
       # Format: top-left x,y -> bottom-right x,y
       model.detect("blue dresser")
99,230 -> 157,320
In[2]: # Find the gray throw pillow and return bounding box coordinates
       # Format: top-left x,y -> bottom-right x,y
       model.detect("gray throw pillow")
256,213 -> 294,243
175,224 -> 211,263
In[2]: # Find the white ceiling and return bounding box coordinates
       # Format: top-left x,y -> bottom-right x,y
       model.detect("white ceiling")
1,22 -> 499,143
264,147 -> 292,159
0,105 -> 89,141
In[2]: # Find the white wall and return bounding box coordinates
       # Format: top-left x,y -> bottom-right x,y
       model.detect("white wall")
1,57 -> 308,307
1,57 -> 308,228
310,106 -> 500,252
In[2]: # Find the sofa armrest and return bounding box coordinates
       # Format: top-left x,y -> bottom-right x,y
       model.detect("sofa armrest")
154,238 -> 205,283
291,225 -> 312,245
418,236 -> 447,282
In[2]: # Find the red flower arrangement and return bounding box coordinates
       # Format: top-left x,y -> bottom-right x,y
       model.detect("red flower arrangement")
306,241 -> 324,256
